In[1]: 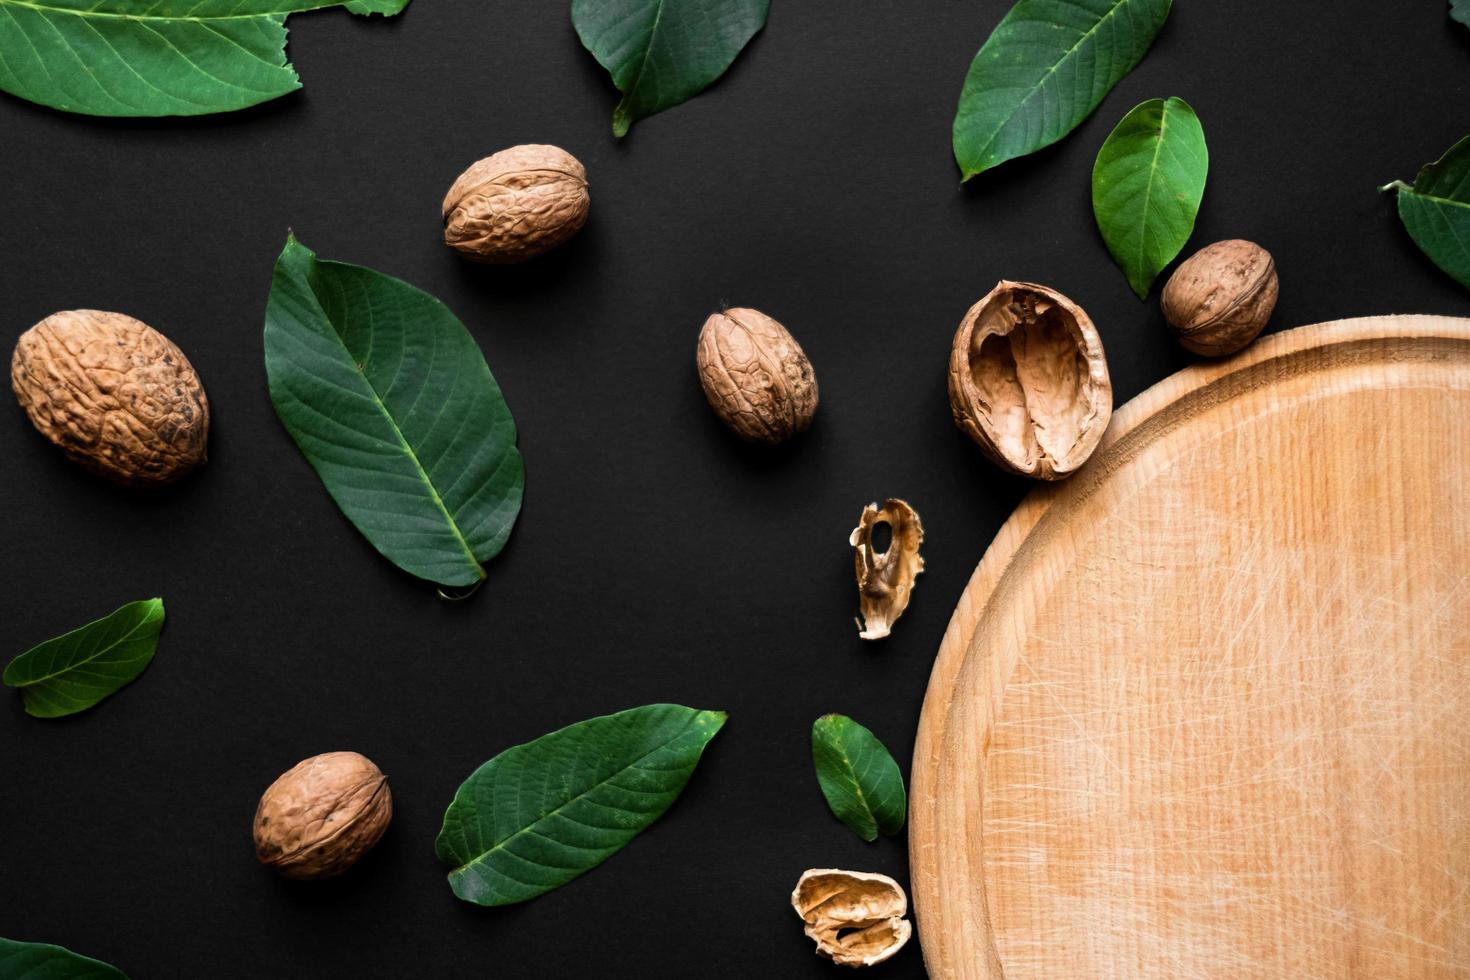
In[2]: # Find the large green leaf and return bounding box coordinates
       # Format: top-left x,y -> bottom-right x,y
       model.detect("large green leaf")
0,938 -> 127,979
0,0 -> 409,117
810,713 -> 906,842
1092,97 -> 1208,299
1452,0 -> 1470,29
953,0 -> 1172,180
3,599 -> 164,718
264,237 -> 524,591
1382,136 -> 1470,290
436,704 -> 726,906
572,0 -> 769,137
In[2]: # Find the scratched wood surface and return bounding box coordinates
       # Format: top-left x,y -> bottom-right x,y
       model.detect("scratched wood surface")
909,316 -> 1470,979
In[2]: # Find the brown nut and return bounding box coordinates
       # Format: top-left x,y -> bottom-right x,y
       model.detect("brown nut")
792,868 -> 913,968
947,281 -> 1112,480
442,144 -> 590,264
253,751 -> 392,880
696,307 -> 818,444
850,499 -> 924,641
11,310 -> 209,487
1161,239 -> 1279,357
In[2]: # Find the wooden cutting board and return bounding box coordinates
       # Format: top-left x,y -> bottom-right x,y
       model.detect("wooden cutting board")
910,316 -> 1470,979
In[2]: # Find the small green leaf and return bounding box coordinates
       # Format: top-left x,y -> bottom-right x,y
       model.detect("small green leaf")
3,599 -> 164,719
436,704 -> 726,906
811,713 -> 906,842
0,0 -> 410,118
1382,136 -> 1470,290
264,236 -> 524,591
953,0 -> 1172,180
572,0 -> 769,137
1452,0 -> 1470,29
0,938 -> 127,979
1092,97 -> 1209,299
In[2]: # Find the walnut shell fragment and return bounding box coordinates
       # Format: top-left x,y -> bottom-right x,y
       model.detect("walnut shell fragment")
11,310 -> 209,487
696,307 -> 818,444
253,751 -> 392,880
1161,239 -> 1279,357
442,144 -> 590,264
947,281 -> 1112,480
791,868 -> 913,968
850,499 -> 924,641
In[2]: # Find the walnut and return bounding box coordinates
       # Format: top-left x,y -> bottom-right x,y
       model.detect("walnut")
253,751 -> 392,880
791,869 -> 913,968
947,281 -> 1112,480
442,144 -> 590,264
850,499 -> 924,640
696,307 -> 818,444
1161,239 -> 1279,356
11,310 -> 209,487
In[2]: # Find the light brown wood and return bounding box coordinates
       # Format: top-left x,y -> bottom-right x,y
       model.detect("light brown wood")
910,316 -> 1470,979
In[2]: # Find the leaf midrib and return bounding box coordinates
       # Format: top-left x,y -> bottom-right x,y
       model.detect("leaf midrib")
448,718 -> 710,880
1406,187 -> 1470,211
0,0 -> 339,22
1132,101 -> 1171,288
967,0 -> 1139,170
7,602 -> 158,687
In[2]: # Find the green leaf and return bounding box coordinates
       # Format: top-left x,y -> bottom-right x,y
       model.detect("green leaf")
572,0 -> 769,137
810,713 -> 906,842
953,0 -> 1172,180
264,236 -> 524,591
0,0 -> 408,118
1382,136 -> 1470,290
1092,97 -> 1208,299
436,704 -> 726,906
0,938 -> 127,979
1453,0 -> 1470,29
3,599 -> 164,719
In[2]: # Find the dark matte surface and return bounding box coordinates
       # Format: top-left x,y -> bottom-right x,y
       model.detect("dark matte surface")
2,3 -> 1468,977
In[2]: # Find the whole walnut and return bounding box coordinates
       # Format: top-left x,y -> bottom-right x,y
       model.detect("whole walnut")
442,144 -> 589,264
696,307 -> 818,444
253,751 -> 392,880
1161,240 -> 1279,356
11,310 -> 209,486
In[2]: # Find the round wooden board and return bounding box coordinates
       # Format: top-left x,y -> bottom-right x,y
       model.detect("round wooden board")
910,316 -> 1470,979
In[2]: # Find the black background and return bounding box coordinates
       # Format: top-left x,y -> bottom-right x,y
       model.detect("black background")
2,2 -> 1469,977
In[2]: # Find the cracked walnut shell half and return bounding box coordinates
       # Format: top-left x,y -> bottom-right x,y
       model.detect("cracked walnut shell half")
11,310 -> 209,487
253,751 -> 392,880
696,307 -> 818,444
442,144 -> 590,264
792,868 -> 913,967
850,499 -> 924,641
947,281 -> 1112,480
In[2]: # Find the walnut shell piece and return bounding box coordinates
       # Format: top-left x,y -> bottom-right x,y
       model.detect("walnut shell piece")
850,499 -> 924,641
1161,239 -> 1279,357
253,751 -> 392,880
11,310 -> 209,487
947,281 -> 1112,480
791,868 -> 913,968
696,307 -> 818,444
442,144 -> 590,264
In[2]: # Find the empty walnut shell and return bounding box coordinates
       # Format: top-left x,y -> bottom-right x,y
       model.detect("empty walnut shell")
442,144 -> 590,264
947,281 -> 1112,480
253,751 -> 392,880
850,499 -> 924,641
696,307 -> 818,444
791,868 -> 913,968
1161,239 -> 1279,357
11,310 -> 209,487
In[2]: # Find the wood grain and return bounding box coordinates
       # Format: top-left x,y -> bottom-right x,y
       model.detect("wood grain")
910,316 -> 1470,979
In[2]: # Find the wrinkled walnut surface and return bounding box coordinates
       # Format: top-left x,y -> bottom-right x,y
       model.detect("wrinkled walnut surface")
442,144 -> 589,264
792,868 -> 913,967
253,751 -> 392,880
1162,239 -> 1279,357
696,307 -> 818,444
850,499 -> 924,641
11,310 -> 209,487
947,281 -> 1112,480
